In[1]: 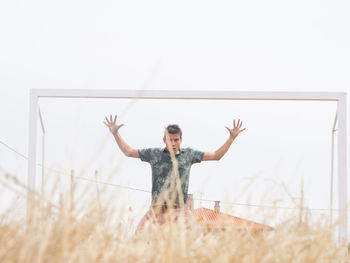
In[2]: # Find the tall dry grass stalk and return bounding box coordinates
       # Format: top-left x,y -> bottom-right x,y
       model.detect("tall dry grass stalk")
0,171 -> 349,263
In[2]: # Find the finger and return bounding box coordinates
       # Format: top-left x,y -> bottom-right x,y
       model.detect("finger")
105,116 -> 110,124
233,119 -> 236,128
236,119 -> 240,127
118,124 -> 125,129
225,126 -> 231,132
110,115 -> 113,122
114,114 -> 117,123
103,121 -> 109,127
240,128 -> 246,133
238,120 -> 243,129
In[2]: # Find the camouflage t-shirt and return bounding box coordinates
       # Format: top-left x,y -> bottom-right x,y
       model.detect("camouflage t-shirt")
138,147 -> 204,207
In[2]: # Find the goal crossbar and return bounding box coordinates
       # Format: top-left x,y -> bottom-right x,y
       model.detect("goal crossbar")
28,89 -> 347,247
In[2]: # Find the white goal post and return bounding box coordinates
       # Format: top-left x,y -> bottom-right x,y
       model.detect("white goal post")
28,89 -> 347,245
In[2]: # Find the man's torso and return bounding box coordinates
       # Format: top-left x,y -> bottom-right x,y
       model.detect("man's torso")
138,147 -> 204,206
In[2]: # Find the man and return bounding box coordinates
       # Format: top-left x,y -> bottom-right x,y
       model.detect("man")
104,115 -> 245,230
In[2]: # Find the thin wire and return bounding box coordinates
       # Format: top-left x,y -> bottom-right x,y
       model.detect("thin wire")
72,175 -> 339,211
194,198 -> 340,211
0,138 -> 347,212
0,140 -> 28,159
73,176 -> 151,193
0,139 -> 70,174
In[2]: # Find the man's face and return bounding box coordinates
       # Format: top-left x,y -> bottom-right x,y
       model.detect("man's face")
163,133 -> 182,153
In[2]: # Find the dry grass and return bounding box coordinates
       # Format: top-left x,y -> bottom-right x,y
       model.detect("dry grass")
0,173 -> 349,263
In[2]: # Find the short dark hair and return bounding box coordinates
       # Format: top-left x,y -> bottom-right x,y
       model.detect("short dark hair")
166,124 -> 182,137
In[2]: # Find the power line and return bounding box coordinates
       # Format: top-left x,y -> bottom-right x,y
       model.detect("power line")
71,175 -> 344,212
73,176 -> 151,193
195,198 -> 338,211
0,137 -> 347,212
0,139 -> 68,175
0,140 -> 28,160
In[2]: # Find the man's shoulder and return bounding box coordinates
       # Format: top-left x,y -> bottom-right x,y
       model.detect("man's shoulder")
181,147 -> 204,163
181,147 -> 198,151
181,147 -> 192,153
150,147 -> 164,154
139,147 -> 164,155
181,147 -> 203,154
138,147 -> 164,162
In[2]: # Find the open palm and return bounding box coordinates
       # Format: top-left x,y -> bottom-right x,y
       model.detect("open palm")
226,119 -> 246,138
104,114 -> 124,135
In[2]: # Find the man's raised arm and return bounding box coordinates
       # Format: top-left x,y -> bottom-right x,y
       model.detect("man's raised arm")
202,119 -> 245,161
104,115 -> 140,158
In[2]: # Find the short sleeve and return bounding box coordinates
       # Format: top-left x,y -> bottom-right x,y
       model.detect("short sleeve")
138,148 -> 154,163
190,148 -> 204,164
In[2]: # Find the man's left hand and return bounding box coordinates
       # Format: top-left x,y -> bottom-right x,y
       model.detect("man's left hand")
226,119 -> 246,139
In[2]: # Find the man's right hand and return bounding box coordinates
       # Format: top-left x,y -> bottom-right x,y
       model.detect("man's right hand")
104,115 -> 124,135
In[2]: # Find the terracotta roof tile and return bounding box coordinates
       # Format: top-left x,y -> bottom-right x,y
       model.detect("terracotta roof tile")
193,207 -> 273,230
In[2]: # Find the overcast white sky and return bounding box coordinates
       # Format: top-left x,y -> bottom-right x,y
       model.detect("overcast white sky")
0,0 -> 350,228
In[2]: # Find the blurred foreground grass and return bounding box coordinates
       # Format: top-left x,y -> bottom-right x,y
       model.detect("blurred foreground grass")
0,172 -> 349,263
